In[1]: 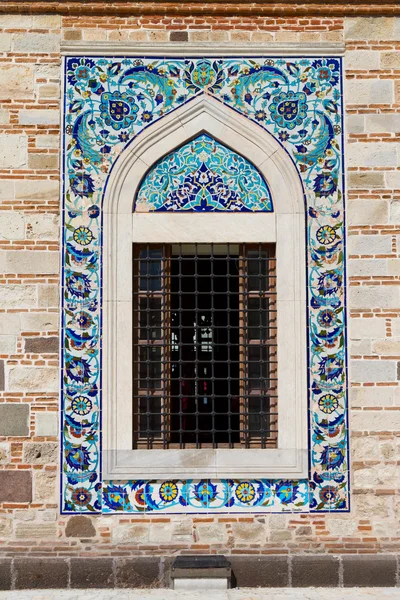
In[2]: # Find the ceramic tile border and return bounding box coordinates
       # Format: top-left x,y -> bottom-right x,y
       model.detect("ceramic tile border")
61,54 -> 348,514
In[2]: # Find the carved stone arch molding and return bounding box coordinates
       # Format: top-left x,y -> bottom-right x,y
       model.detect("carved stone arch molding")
62,54 -> 348,514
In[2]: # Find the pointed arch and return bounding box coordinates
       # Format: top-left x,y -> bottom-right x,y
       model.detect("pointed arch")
103,94 -> 307,480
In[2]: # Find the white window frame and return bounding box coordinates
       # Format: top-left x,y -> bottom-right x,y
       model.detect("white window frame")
103,95 -> 307,480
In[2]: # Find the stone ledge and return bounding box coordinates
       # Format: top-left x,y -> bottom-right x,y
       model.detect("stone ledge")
0,555 -> 398,589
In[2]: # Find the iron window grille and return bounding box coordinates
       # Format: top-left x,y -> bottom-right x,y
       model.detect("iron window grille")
133,243 -> 277,449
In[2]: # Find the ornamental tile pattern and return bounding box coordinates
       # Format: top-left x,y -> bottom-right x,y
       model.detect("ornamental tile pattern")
135,133 -> 273,212
62,56 -> 348,514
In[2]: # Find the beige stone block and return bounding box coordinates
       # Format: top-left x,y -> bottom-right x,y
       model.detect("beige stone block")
5,251 -> 59,274
83,29 -> 107,41
15,179 -> 59,201
345,79 -> 394,105
0,313 -> 20,335
38,285 -> 59,308
373,338 -> 400,355
0,110 -> 9,125
298,32 -> 321,42
0,15 -> 33,28
324,31 -> 344,42
35,412 -> 58,437
353,493 -> 390,517
366,114 -> 400,133
328,518 -> 357,536
189,30 -> 211,42
172,519 -> 193,541
347,143 -> 397,168
196,523 -> 226,543
112,524 -> 149,544
345,50 -> 380,71
38,84 -> 60,99
388,259 -> 400,275
385,172 -> 400,189
26,213 -> 59,240
0,285 -> 36,308
0,180 -> 14,200
350,317 -> 386,339
269,514 -> 288,529
345,17 -> 397,41
390,201 -> 400,224
391,319 -> 400,337
348,200 -> 388,225
8,367 -> 58,392
63,29 -> 82,41
231,522 -> 263,542
15,523 -> 57,538
346,115 -> 365,134
19,110 -> 59,126
0,65 -> 34,99
0,518 -> 12,537
13,33 -> 60,54
23,442 -> 57,466
250,31 -> 274,42
351,435 -> 380,460
381,52 -> 400,69
275,31 -> 299,42
35,135 -> 59,149
351,386 -> 396,408
348,172 -> 385,189
35,64 -> 60,80
149,524 -> 172,543
0,442 -> 10,464
148,30 -> 169,42
0,335 -> 16,354
20,312 -> 58,332
352,409 -> 400,432
128,30 -> 148,42
351,359 -> 397,382
28,153 -> 59,170
0,212 -> 25,240
348,258 -> 387,277
269,529 -> 293,542
353,466 -> 379,488
31,15 -> 61,28
350,338 -> 371,356
108,30 -> 129,41
0,135 -> 27,169
0,34 -> 12,52
34,471 -> 57,503
348,234 -> 392,255
210,30 -> 229,42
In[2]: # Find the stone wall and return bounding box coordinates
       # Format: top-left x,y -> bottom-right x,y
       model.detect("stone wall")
0,10 -> 400,577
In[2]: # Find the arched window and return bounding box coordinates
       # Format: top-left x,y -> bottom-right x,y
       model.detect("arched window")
103,96 -> 307,480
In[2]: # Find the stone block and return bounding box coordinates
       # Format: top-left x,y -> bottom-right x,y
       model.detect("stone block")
390,201 -> 400,224
351,410 -> 400,431
0,285 -> 36,308
350,338 -> 371,355
345,50 -> 380,70
351,386 -> 396,408
170,31 -> 188,42
0,518 -> 12,537
350,317 -> 386,339
0,471 -> 32,503
35,412 -> 57,437
70,558 -> 114,588
65,515 -> 96,538
5,251 -> 59,274
31,15 -> 61,27
0,212 -> 25,241
0,65 -> 34,99
0,34 -> 12,52
0,360 -> 4,391
381,52 -> 400,69
348,258 -> 387,277
250,31 -> 274,42
0,135 -> 27,169
0,404 -> 29,437
345,17 -> 397,40
13,33 -> 60,54
0,15 -> 33,27
112,524 -> 149,545
149,523 -> 172,543
373,338 -> 400,355
115,557 -> 163,589
366,114 -> 400,133
189,30 -> 211,42
25,336 -> 58,354
348,171 -> 385,189
8,367 -> 58,392
35,135 -> 59,149
14,558 -> 68,589
20,312 -> 58,332
0,336 -> 15,354
38,84 -> 60,99
292,556 -> 340,587
26,213 -> 59,240
0,180 -> 14,201
385,172 -> 400,189
33,471 -> 56,503
196,523 -> 227,543
38,284 -> 59,308
347,143 -> 397,168
348,234 -> 392,255
28,153 -> 59,170
0,560 -> 11,590
351,359 -> 396,382
23,442 -> 58,464
345,115 -> 364,134
346,80 -> 394,105
343,555 -> 396,587
0,443 -> 9,464
230,556 -> 288,587
18,110 -> 59,126
0,110 -> 9,124
15,179 -> 59,201
348,200 -> 388,225
231,521 -> 264,542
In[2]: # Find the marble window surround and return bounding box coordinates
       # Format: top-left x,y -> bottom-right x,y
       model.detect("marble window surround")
102,95 -> 308,480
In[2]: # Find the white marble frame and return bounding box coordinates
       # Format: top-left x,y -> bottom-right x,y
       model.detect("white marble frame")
103,94 -> 308,480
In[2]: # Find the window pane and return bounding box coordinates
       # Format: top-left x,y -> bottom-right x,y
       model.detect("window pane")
139,248 -> 162,291
248,345 -> 269,391
139,346 -> 162,389
247,249 -> 269,292
139,396 -> 162,438
139,297 -> 162,340
248,297 -> 269,340
249,396 -> 270,437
